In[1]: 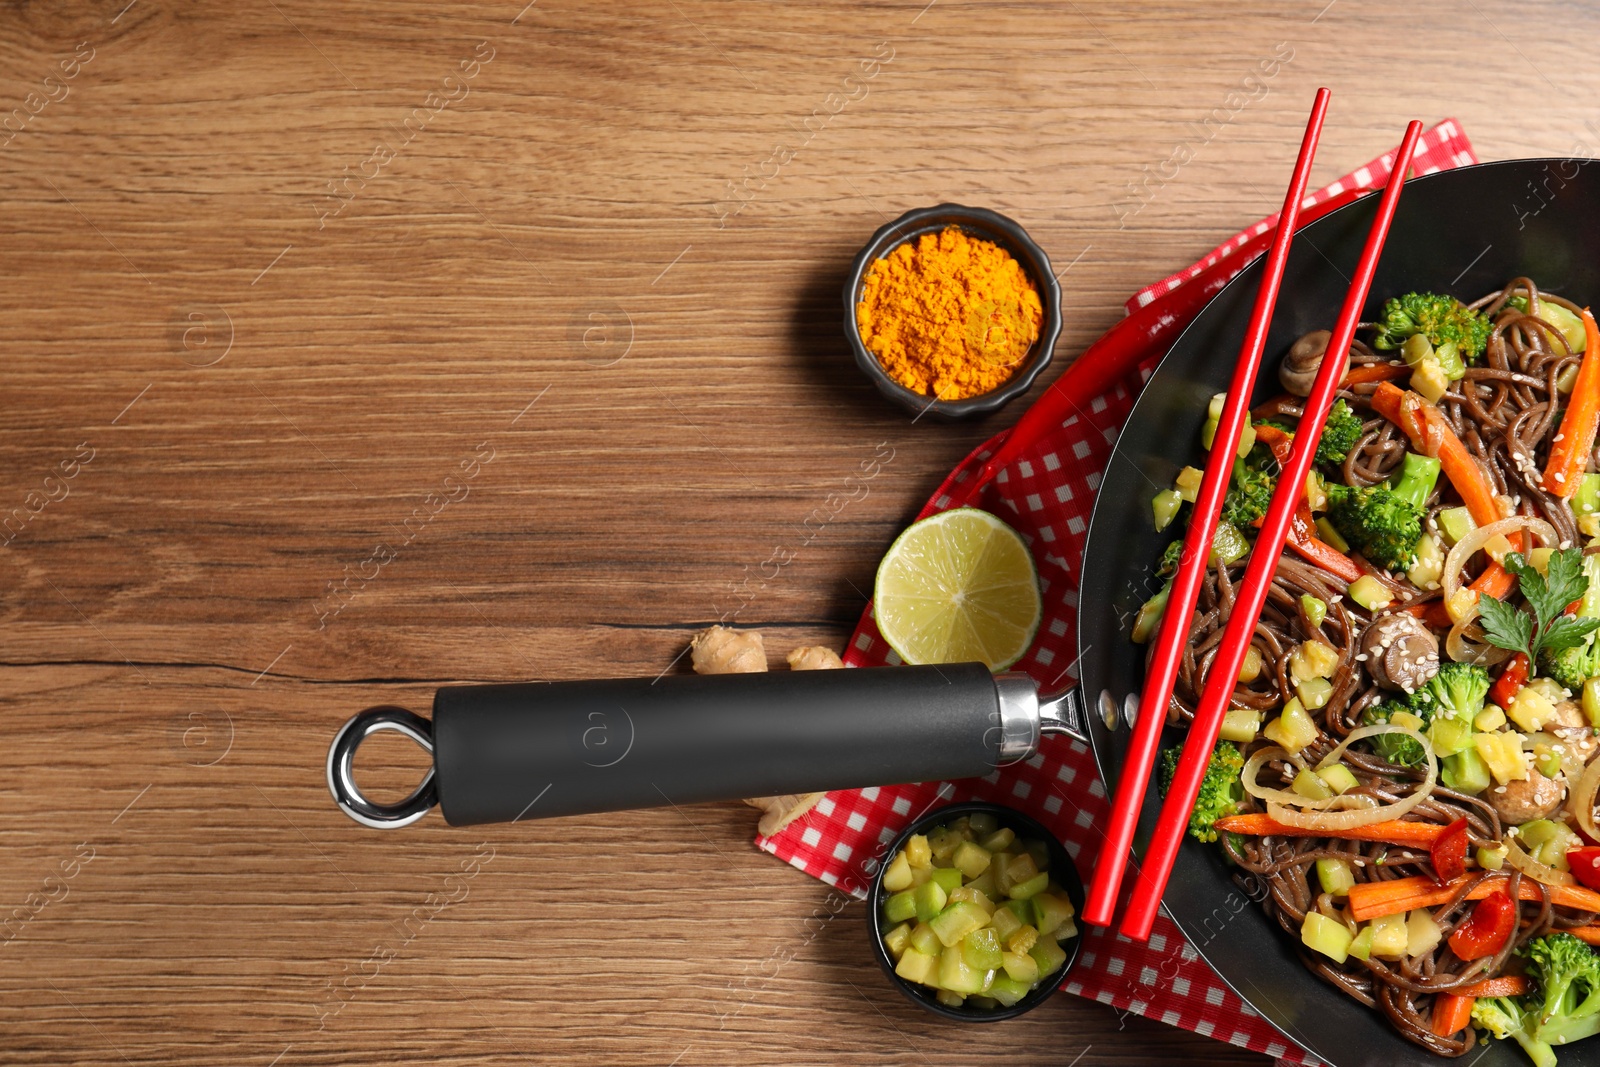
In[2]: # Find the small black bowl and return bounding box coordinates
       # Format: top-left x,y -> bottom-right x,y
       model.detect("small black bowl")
866,801 -> 1084,1021
843,204 -> 1063,421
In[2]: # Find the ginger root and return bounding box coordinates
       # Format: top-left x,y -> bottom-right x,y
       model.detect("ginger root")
688,626 -> 844,837
786,645 -> 844,671
690,625 -> 767,674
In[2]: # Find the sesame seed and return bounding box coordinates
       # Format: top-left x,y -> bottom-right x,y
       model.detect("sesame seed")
1557,472 -> 1567,483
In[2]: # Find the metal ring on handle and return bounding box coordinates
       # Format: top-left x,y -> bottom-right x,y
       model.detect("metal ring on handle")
327,705 -> 438,829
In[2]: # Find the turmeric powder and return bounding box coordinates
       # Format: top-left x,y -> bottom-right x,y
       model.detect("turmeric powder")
856,226 -> 1042,401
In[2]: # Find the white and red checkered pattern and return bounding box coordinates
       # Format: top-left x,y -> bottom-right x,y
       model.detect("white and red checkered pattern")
757,120 -> 1480,1065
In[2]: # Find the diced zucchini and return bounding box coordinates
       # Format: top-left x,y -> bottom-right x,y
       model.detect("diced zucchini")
947,886 -> 995,915
883,922 -> 913,960
987,974 -> 1033,1007
895,946 -> 939,986
1436,506 -> 1475,545
1477,845 -> 1507,871
1585,678 -> 1600,728
1369,913 -> 1408,959
1002,853 -> 1039,887
1152,490 -> 1183,531
1237,645 -> 1263,684
1031,892 -> 1076,937
1535,300 -> 1588,353
908,865 -> 932,888
928,827 -> 962,863
1401,332 -> 1435,369
1474,705 -> 1506,731
1297,677 -> 1334,711
1475,731 -> 1529,786
966,867 -> 999,900
935,988 -> 966,1008
987,905 -> 1023,941
1316,516 -> 1351,552
1410,359 -> 1449,403
904,834 -> 932,868
938,944 -> 990,995
1405,908 -> 1442,957
1001,950 -> 1039,984
967,812 -> 998,838
951,841 -> 993,880
1316,764 -> 1360,794
912,880 -> 949,923
1175,466 -> 1204,503
884,889 -> 918,925
1301,911 -> 1353,963
1347,925 -> 1373,961
1348,575 -> 1393,611
1440,748 -> 1492,795
1263,698 -> 1318,755
929,867 -> 963,894
1575,473 -> 1600,516
1529,547 -> 1554,574
908,922 -> 942,957
1211,521 -> 1250,567
1316,858 -> 1355,898
979,827 -> 1015,853
1008,871 -> 1049,901
1507,685 -> 1558,732
1028,935 -> 1068,978
1219,708 -> 1262,743
1006,924 -> 1039,955
881,852 -> 913,892
1131,584 -> 1171,644
1407,532 -> 1444,589
1429,716 -> 1473,757
961,926 -> 1004,971
1290,639 -> 1340,682
1052,917 -> 1078,942
1022,840 -> 1050,872
1301,593 -> 1328,630
1293,768 -> 1334,801
1201,393 -> 1224,449
930,900 -> 990,947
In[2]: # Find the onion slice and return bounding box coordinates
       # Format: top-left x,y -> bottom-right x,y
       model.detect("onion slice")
1504,833 -> 1578,887
1264,724 -> 1437,831
1569,756 -> 1600,845
1441,515 -> 1557,612
1446,613 -> 1513,667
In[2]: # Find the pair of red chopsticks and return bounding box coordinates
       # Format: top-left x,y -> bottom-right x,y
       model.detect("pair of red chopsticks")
1084,89 -> 1427,940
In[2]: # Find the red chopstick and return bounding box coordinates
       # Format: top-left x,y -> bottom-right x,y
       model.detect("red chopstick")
1080,88 -> 1332,929
1120,119 -> 1426,941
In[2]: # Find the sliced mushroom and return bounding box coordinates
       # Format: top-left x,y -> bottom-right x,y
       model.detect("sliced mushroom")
1547,699 -> 1600,763
1358,613 -> 1440,692
1490,767 -> 1567,825
1280,330 -> 1333,397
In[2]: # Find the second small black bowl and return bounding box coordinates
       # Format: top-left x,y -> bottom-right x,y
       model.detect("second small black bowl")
844,204 -> 1063,421
866,801 -> 1084,1021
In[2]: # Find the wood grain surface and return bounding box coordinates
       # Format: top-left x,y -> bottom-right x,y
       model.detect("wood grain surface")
1,2 -> 1595,1064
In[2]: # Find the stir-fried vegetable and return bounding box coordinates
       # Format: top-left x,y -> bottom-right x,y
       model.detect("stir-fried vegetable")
1324,481 -> 1424,570
1158,742 -> 1244,843
1543,308 -> 1600,499
1370,291 -> 1493,360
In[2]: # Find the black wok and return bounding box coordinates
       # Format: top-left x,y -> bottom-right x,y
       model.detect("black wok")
326,158 -> 1600,1066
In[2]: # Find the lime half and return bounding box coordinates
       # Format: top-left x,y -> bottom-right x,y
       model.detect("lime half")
873,507 -> 1042,671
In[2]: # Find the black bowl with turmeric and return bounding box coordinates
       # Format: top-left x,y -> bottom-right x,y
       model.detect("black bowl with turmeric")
845,205 -> 1062,420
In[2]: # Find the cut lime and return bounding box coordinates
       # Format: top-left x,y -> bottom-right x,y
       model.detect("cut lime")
873,507 -> 1042,671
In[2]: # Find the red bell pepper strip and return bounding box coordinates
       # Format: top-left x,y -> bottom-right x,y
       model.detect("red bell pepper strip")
1430,818 -> 1469,884
1283,505 -> 1364,583
1431,993 -> 1475,1037
1490,653 -> 1529,709
1567,846 -> 1600,891
1446,890 -> 1518,961
1542,307 -> 1600,499
967,187 -> 1371,496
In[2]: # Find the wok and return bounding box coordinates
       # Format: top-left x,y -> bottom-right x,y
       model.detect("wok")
326,158 -> 1600,1066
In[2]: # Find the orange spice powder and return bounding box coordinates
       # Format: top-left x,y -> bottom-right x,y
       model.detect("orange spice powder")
855,226 -> 1043,401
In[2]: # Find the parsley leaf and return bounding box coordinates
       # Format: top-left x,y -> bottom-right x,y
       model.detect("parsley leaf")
1478,548 -> 1600,661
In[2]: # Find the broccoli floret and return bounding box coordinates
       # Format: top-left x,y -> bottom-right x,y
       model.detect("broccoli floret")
1411,661 -> 1490,723
1370,291 -> 1493,360
1388,452 -> 1442,511
1222,457 -> 1276,527
1473,995 -> 1557,1067
1360,701 -> 1428,767
1324,482 -> 1424,570
1157,741 -> 1244,843
1315,400 -> 1363,466
1526,932 -> 1600,1047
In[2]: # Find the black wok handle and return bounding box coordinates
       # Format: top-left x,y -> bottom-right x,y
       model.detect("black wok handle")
429,663 -> 1011,825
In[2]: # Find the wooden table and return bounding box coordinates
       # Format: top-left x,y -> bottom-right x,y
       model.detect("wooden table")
1,2 -> 1590,1063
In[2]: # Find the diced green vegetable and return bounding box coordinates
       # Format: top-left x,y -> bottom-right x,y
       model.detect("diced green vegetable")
961,926 -> 1003,970
1028,935 -> 1068,978
884,889 -> 918,924
1219,708 -> 1262,743
895,946 -> 938,986
1293,768 -> 1334,801
912,880 -> 948,923
1407,531 -> 1444,589
908,922 -> 941,957
1315,516 -> 1351,552
930,901 -> 990,947
1405,908 -> 1442,957
1477,845 -> 1507,871
1297,676 -> 1333,710
1001,950 -> 1039,984
1574,473 -> 1600,516
1131,584 -> 1171,644
1316,858 -> 1356,898
1474,705 -> 1506,731
883,922 -> 913,960
1301,911 -> 1353,963
1211,521 -> 1250,567
1263,698 -> 1318,754
951,841 -> 992,880
1368,913 -> 1408,959
904,834 -> 932,868
938,944 -> 989,995
1316,764 -> 1359,794
1008,871 -> 1049,901
947,886 -> 995,917
882,852 -> 913,892
1175,466 -> 1204,503
1428,715 -> 1473,758
987,904 -> 1023,941
1152,489 -> 1183,531
967,812 -> 998,838
1348,575 -> 1393,611
1301,593 -> 1327,630
1585,677 -> 1600,728
1031,892 -> 1076,937
1347,925 -> 1373,961
987,974 -> 1033,1007
979,827 -> 1015,852
1437,506 -> 1475,545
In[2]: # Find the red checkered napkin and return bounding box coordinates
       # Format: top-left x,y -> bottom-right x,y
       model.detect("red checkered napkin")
758,120 -> 1479,1065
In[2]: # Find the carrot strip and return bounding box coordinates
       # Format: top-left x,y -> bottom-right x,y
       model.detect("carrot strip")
1570,926 -> 1600,947
1542,307 -> 1600,498
1456,975 -> 1529,998
1342,362 -> 1409,385
1370,383 -> 1502,527
1285,506 -> 1364,583
1348,873 -> 1600,922
1211,813 -> 1447,847
1431,993 -> 1474,1037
